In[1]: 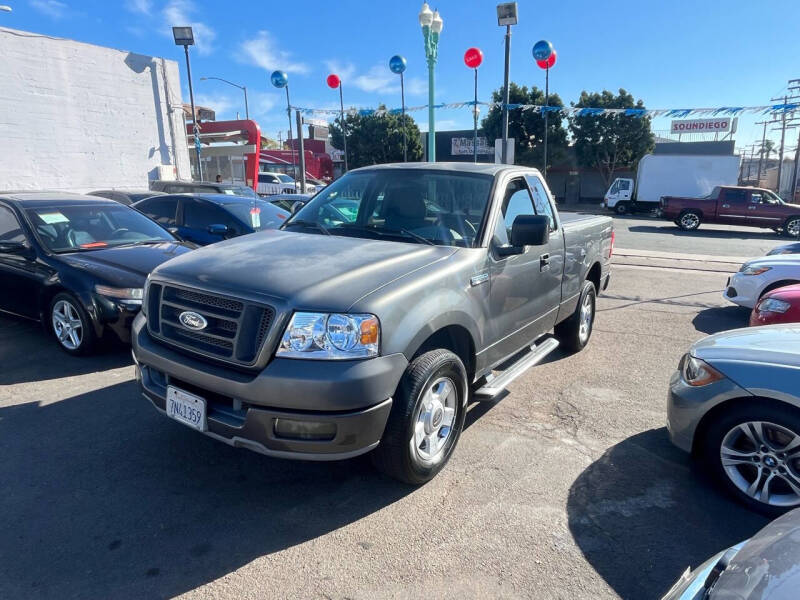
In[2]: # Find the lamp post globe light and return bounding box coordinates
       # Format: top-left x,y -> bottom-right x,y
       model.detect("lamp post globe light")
464,47 -> 483,163
173,26 -> 204,181
532,40 -> 555,175
200,76 -> 249,120
389,55 -> 408,162
326,73 -> 348,173
419,3 -> 442,162
270,70 -> 298,182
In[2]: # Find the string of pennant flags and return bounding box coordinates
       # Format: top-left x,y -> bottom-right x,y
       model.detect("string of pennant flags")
293,101 -> 800,119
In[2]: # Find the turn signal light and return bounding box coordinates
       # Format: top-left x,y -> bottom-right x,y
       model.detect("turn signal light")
360,317 -> 379,345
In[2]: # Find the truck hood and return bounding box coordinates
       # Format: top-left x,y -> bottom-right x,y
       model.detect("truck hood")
150,229 -> 458,310
691,325 -> 800,368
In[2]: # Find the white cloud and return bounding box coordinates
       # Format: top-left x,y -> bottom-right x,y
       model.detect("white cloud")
238,31 -> 309,75
405,77 -> 427,96
250,91 -> 280,116
353,65 -> 398,94
162,0 -> 216,56
193,93 -> 236,118
125,0 -> 152,15
323,60 -> 356,82
30,0 -> 67,19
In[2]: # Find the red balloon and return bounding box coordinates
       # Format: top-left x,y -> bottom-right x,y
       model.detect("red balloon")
464,47 -> 483,69
536,50 -> 556,69
326,74 -> 340,89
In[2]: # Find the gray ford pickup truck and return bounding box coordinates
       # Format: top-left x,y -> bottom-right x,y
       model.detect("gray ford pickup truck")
132,163 -> 613,484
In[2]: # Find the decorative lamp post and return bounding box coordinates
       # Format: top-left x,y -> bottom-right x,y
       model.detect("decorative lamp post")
173,26 -> 203,181
533,40 -> 555,175
497,2 -> 518,164
270,70 -> 298,182
464,47 -> 483,163
200,77 -> 249,120
326,73 -> 348,173
389,55 -> 408,162
419,3 -> 442,162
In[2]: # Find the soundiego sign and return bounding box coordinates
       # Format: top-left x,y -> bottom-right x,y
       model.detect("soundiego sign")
670,117 -> 736,134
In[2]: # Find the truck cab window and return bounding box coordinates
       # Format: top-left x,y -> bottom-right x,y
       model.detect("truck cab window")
525,175 -> 557,230
619,180 -> 631,191
495,179 -> 535,245
724,189 -> 747,204
609,180 -> 620,194
750,192 -> 762,204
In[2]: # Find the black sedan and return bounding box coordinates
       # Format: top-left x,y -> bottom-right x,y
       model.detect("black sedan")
88,189 -> 165,205
0,192 -> 194,355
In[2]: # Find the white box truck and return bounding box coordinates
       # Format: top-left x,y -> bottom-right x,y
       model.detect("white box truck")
603,154 -> 741,215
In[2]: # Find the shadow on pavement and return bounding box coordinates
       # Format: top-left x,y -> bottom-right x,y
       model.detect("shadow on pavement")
567,428 -> 769,599
628,225 -> 784,242
692,305 -> 750,335
0,382 -> 412,598
0,315 -> 131,385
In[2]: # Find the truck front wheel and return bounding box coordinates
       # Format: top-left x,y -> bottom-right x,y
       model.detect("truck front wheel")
677,210 -> 702,231
614,202 -> 629,215
371,349 -> 468,485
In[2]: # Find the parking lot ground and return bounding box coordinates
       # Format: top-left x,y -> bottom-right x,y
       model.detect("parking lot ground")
0,262 -> 771,599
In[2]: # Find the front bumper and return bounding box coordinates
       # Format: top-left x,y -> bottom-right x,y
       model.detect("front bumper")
131,315 -> 407,460
722,272 -> 760,309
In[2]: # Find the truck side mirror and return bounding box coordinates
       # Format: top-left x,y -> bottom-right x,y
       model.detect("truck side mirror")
207,223 -> 229,235
496,215 -> 549,257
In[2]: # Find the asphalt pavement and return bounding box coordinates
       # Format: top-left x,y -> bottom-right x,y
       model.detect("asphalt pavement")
0,225 -> 778,599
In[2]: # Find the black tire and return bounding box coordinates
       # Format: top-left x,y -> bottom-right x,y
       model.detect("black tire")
677,210 -> 701,231
783,216 -> 800,238
700,402 -> 800,517
49,292 -> 97,356
614,202 -> 628,215
555,280 -> 596,353
371,349 -> 467,485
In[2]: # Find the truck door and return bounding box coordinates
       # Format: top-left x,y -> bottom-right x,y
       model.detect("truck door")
486,177 -> 561,365
746,190 -> 784,227
717,188 -> 748,224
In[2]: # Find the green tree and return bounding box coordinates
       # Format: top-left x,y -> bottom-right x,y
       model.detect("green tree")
481,82 -> 568,169
569,89 -> 655,187
329,107 -> 423,168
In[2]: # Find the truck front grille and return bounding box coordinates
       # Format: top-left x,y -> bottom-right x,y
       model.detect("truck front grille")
147,284 -> 275,367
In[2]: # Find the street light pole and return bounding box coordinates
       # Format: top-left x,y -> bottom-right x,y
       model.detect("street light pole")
173,27 -> 203,182
389,55 -> 408,162
501,25 -> 511,164
419,3 -> 442,163
200,76 -> 249,120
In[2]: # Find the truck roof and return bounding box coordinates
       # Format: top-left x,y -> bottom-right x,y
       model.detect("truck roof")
352,162 -> 535,176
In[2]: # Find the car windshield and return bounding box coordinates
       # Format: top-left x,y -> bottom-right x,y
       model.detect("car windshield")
222,200 -> 288,231
278,174 -> 295,183
283,169 -> 494,248
26,203 -> 174,252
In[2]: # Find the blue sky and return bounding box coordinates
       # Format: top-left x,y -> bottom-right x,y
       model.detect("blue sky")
6,0 -> 800,154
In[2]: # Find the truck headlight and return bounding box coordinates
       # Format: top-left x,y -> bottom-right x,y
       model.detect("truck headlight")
277,312 -> 380,359
94,284 -> 143,303
739,264 -> 771,276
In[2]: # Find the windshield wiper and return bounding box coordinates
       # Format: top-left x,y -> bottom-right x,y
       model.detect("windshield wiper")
333,223 -> 435,245
282,219 -> 331,236
395,228 -> 435,246
114,240 -> 167,247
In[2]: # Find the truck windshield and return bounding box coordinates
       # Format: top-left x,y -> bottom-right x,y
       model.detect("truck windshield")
283,169 -> 494,248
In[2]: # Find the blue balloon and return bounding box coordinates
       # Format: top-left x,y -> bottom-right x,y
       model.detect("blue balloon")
389,55 -> 407,74
532,40 -> 553,62
270,70 -> 288,88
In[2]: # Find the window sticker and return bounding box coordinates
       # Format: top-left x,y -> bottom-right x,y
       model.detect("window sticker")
38,212 -> 70,224
250,207 -> 261,229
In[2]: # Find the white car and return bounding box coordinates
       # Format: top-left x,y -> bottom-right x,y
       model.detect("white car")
257,172 -> 296,196
724,254 -> 800,308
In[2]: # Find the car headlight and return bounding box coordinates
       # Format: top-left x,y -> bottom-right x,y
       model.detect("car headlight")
94,284 -> 143,303
757,298 -> 791,313
680,354 -> 724,387
739,264 -> 772,276
277,312 -> 379,359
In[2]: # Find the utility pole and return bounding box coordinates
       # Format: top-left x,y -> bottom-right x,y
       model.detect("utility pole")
755,120 -> 768,183
788,80 -> 800,201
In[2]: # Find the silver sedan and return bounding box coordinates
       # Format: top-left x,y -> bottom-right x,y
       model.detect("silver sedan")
668,325 -> 800,515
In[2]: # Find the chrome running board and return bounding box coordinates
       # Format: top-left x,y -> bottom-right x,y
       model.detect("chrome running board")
473,337 -> 560,399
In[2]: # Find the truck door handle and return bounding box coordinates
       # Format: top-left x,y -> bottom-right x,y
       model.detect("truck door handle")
540,254 -> 550,270
722,204 -> 730,208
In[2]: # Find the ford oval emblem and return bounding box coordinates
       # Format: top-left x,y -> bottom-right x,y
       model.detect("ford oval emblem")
178,311 -> 208,331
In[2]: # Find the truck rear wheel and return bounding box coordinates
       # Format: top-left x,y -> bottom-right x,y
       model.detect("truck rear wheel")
371,349 -> 467,485
555,280 -> 596,353
677,210 -> 701,231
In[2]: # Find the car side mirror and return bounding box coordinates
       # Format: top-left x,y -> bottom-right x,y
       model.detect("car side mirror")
167,227 -> 184,241
290,201 -> 304,214
207,223 -> 229,235
496,215 -> 549,257
0,240 -> 33,257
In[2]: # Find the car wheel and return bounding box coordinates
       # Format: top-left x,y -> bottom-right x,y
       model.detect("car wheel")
701,403 -> 800,516
614,202 -> 628,215
50,292 -> 96,356
371,349 -> 467,485
677,210 -> 701,231
555,280 -> 596,353
783,217 -> 800,238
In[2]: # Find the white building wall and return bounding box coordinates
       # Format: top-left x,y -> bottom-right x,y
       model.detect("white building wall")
0,27 -> 190,192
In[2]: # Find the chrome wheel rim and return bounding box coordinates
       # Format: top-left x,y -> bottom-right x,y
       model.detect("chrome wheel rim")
787,218 -> 800,238
52,300 -> 83,350
578,292 -> 594,344
720,421 -> 800,507
412,376 -> 457,462
681,213 -> 699,229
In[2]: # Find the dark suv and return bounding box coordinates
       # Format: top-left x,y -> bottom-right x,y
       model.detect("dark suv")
132,193 -> 288,246
149,180 -> 258,199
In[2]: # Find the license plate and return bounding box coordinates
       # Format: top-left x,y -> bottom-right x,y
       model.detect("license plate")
166,385 -> 206,431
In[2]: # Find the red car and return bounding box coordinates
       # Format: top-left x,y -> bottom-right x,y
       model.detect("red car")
749,283 -> 800,326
